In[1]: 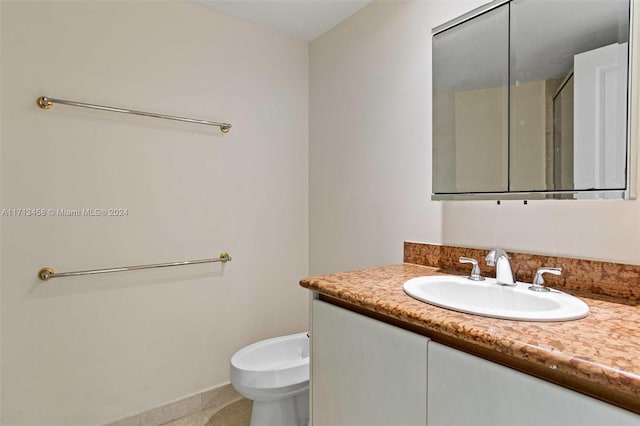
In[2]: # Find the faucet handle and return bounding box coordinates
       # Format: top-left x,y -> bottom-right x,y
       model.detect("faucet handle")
459,257 -> 485,281
529,267 -> 562,292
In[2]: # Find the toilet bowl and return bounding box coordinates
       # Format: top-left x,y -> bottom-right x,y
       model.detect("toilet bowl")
230,332 -> 310,426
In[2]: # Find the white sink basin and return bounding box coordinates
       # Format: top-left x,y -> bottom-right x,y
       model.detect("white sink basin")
403,275 -> 589,321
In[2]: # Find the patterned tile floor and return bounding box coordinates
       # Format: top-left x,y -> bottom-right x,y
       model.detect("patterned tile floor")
163,399 -> 251,426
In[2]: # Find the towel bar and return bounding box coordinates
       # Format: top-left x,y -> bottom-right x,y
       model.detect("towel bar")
38,252 -> 231,281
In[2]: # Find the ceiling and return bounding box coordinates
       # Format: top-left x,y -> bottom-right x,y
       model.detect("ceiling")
194,0 -> 373,41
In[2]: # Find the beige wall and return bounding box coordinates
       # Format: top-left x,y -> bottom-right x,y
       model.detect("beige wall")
510,80 -> 547,191
309,0 -> 487,275
454,86 -> 508,192
433,87 -> 457,192
0,1 -> 308,424
454,81 -> 546,192
448,80 -> 547,193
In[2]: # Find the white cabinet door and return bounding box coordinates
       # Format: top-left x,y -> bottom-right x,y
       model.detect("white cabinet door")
428,341 -> 640,426
311,299 -> 428,426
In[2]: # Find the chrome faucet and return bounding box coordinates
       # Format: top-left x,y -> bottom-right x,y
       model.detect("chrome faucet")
485,248 -> 516,286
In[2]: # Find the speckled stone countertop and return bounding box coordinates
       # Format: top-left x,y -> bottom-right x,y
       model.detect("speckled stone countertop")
300,263 -> 640,414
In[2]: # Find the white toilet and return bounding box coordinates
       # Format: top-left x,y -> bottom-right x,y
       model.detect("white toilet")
230,332 -> 310,426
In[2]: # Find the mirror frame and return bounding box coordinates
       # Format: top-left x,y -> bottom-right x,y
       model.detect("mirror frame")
431,0 -> 638,201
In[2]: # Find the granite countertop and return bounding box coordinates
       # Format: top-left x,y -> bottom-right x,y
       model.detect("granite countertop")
300,263 -> 640,414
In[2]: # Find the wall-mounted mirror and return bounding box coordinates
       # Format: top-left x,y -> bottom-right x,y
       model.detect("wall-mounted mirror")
432,0 -> 633,200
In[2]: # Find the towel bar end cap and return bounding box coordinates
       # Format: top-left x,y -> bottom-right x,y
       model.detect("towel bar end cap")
38,267 -> 54,281
37,96 -> 53,110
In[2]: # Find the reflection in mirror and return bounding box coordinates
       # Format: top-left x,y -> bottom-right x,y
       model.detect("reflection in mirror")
553,74 -> 574,196
509,0 -> 630,197
432,0 -> 633,200
432,4 -> 509,194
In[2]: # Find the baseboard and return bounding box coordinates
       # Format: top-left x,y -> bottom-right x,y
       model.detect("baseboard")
104,383 -> 242,426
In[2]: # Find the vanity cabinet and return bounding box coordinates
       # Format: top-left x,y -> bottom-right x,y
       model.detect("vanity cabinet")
311,299 -> 428,425
311,298 -> 640,426
428,341 -> 640,426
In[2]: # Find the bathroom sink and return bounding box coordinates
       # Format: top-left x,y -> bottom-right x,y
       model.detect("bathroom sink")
403,275 -> 589,321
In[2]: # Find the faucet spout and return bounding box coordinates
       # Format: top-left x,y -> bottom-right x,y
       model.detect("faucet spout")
485,248 -> 516,286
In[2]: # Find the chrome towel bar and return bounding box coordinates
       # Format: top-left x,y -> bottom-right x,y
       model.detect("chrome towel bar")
37,96 -> 232,133
38,252 -> 231,281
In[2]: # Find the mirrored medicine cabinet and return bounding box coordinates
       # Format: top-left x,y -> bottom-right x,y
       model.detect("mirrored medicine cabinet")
432,0 -> 635,200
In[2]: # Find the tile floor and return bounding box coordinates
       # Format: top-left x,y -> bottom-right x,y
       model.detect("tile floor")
162,398 -> 251,426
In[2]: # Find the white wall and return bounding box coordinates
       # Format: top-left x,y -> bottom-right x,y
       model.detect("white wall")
0,1 -> 308,424
309,0 -> 487,275
310,0 -> 640,268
